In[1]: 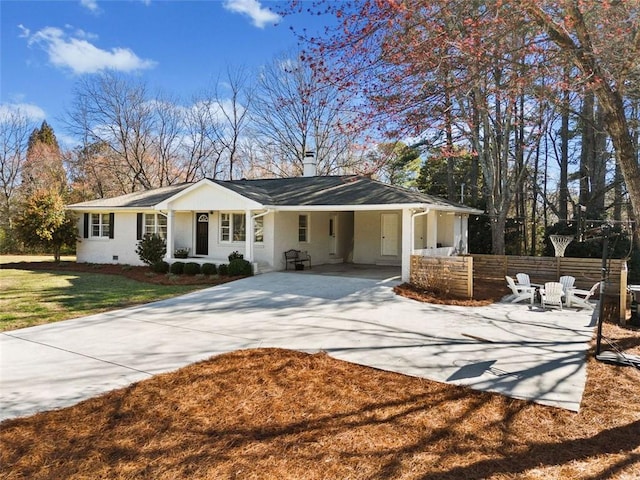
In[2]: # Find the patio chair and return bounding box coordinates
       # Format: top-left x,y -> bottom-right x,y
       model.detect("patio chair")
566,282 -> 600,310
516,273 -> 532,286
559,275 -> 576,305
540,282 -> 564,310
506,276 -> 536,305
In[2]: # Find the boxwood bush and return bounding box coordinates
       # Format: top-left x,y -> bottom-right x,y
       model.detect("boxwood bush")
170,261 -> 185,275
228,258 -> 252,276
201,263 -> 217,275
217,263 -> 228,276
151,260 -> 170,273
184,262 -> 201,275
136,234 -> 166,266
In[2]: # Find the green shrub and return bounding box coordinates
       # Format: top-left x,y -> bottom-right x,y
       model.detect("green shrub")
228,258 -> 252,276
184,262 -> 201,275
228,250 -> 243,261
136,234 -> 166,266
152,260 -> 170,273
201,263 -> 217,275
217,263 -> 228,275
170,261 -> 185,274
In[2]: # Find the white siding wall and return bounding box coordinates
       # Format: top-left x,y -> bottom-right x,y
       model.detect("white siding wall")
338,211 -> 354,262
272,211 -> 335,269
171,210 -> 276,265
414,214 -> 427,248
437,213 -> 455,247
353,210 -> 401,265
76,212 -> 143,265
173,212 -> 193,253
425,211 -> 438,248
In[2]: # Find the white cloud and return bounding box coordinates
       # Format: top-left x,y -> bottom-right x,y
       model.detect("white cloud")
23,26 -> 157,74
0,102 -> 46,122
18,24 -> 30,38
79,0 -> 99,13
223,0 -> 281,28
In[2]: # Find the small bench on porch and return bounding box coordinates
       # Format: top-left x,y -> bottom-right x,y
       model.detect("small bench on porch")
284,249 -> 311,270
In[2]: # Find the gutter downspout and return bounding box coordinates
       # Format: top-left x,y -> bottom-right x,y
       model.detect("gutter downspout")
411,208 -> 430,255
401,208 -> 430,283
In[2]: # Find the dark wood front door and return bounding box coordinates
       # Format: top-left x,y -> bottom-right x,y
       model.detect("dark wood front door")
196,212 -> 209,255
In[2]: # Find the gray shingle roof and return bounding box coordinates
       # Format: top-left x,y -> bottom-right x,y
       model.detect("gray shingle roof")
68,176 -> 479,212
67,183 -> 192,209
216,175 -> 472,209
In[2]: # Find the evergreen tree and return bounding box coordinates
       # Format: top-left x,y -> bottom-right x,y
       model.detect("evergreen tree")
14,189 -> 77,261
23,121 -> 66,195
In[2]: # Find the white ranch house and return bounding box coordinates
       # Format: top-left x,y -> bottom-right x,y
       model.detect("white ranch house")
67,175 -> 482,282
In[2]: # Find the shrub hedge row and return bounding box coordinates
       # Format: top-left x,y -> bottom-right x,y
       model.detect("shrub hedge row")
156,260 -> 251,277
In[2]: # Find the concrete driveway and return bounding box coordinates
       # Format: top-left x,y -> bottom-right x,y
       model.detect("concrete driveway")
0,272 -> 597,421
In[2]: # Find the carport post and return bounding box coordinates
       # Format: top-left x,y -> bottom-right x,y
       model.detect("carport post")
245,210 -> 253,262
402,208 -> 412,282
164,209 -> 174,261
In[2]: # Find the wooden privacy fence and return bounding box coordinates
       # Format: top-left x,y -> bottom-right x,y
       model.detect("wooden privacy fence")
472,254 -> 626,291
409,254 -> 628,321
410,255 -> 473,299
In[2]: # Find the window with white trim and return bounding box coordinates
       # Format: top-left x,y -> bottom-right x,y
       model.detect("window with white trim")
91,213 -> 110,238
220,213 -> 246,242
144,213 -> 167,238
298,214 -> 309,242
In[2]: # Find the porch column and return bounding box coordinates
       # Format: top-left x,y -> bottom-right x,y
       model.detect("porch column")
426,211 -> 438,248
401,208 -> 412,282
453,214 -> 468,253
165,209 -> 175,261
245,210 -> 253,262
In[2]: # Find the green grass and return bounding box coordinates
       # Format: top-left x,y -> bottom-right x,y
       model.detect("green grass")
0,269 -> 203,332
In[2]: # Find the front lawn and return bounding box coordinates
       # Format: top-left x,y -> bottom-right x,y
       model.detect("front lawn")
0,268 -> 203,331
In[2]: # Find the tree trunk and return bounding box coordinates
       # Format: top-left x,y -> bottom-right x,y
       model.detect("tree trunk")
559,86 -> 570,223
596,87 -> 640,227
579,91 -> 594,214
592,101 -> 607,217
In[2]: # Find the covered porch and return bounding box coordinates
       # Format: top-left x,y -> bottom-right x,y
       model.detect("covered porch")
159,206 -> 473,282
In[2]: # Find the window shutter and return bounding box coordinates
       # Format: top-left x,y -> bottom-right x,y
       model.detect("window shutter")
137,213 -> 143,240
109,213 -> 115,239
83,213 -> 89,238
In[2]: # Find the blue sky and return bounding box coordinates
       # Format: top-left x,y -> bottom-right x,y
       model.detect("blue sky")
1,0 -> 323,145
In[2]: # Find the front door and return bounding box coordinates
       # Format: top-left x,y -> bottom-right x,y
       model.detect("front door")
195,212 -> 209,255
329,214 -> 337,255
381,213 -> 399,256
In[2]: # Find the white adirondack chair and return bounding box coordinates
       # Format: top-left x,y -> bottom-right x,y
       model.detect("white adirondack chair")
516,273 -> 531,286
559,275 -> 576,305
506,276 -> 536,304
541,282 -> 564,310
567,282 -> 600,310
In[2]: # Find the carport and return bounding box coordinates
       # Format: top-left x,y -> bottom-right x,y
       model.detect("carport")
295,263 -> 402,281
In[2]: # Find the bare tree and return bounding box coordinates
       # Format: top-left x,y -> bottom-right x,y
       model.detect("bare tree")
152,93 -> 184,186
0,109 -> 34,250
251,51 -> 361,177
67,72 -> 157,192
179,98 -> 223,181
207,65 -> 254,180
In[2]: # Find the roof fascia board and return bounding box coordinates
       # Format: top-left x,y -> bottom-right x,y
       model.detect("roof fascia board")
66,206 -> 150,212
267,204 -> 482,213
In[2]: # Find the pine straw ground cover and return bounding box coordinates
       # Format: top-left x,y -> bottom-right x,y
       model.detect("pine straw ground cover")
1,325 -> 639,479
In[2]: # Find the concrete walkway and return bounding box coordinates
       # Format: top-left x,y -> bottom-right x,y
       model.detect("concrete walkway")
0,272 -> 597,421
